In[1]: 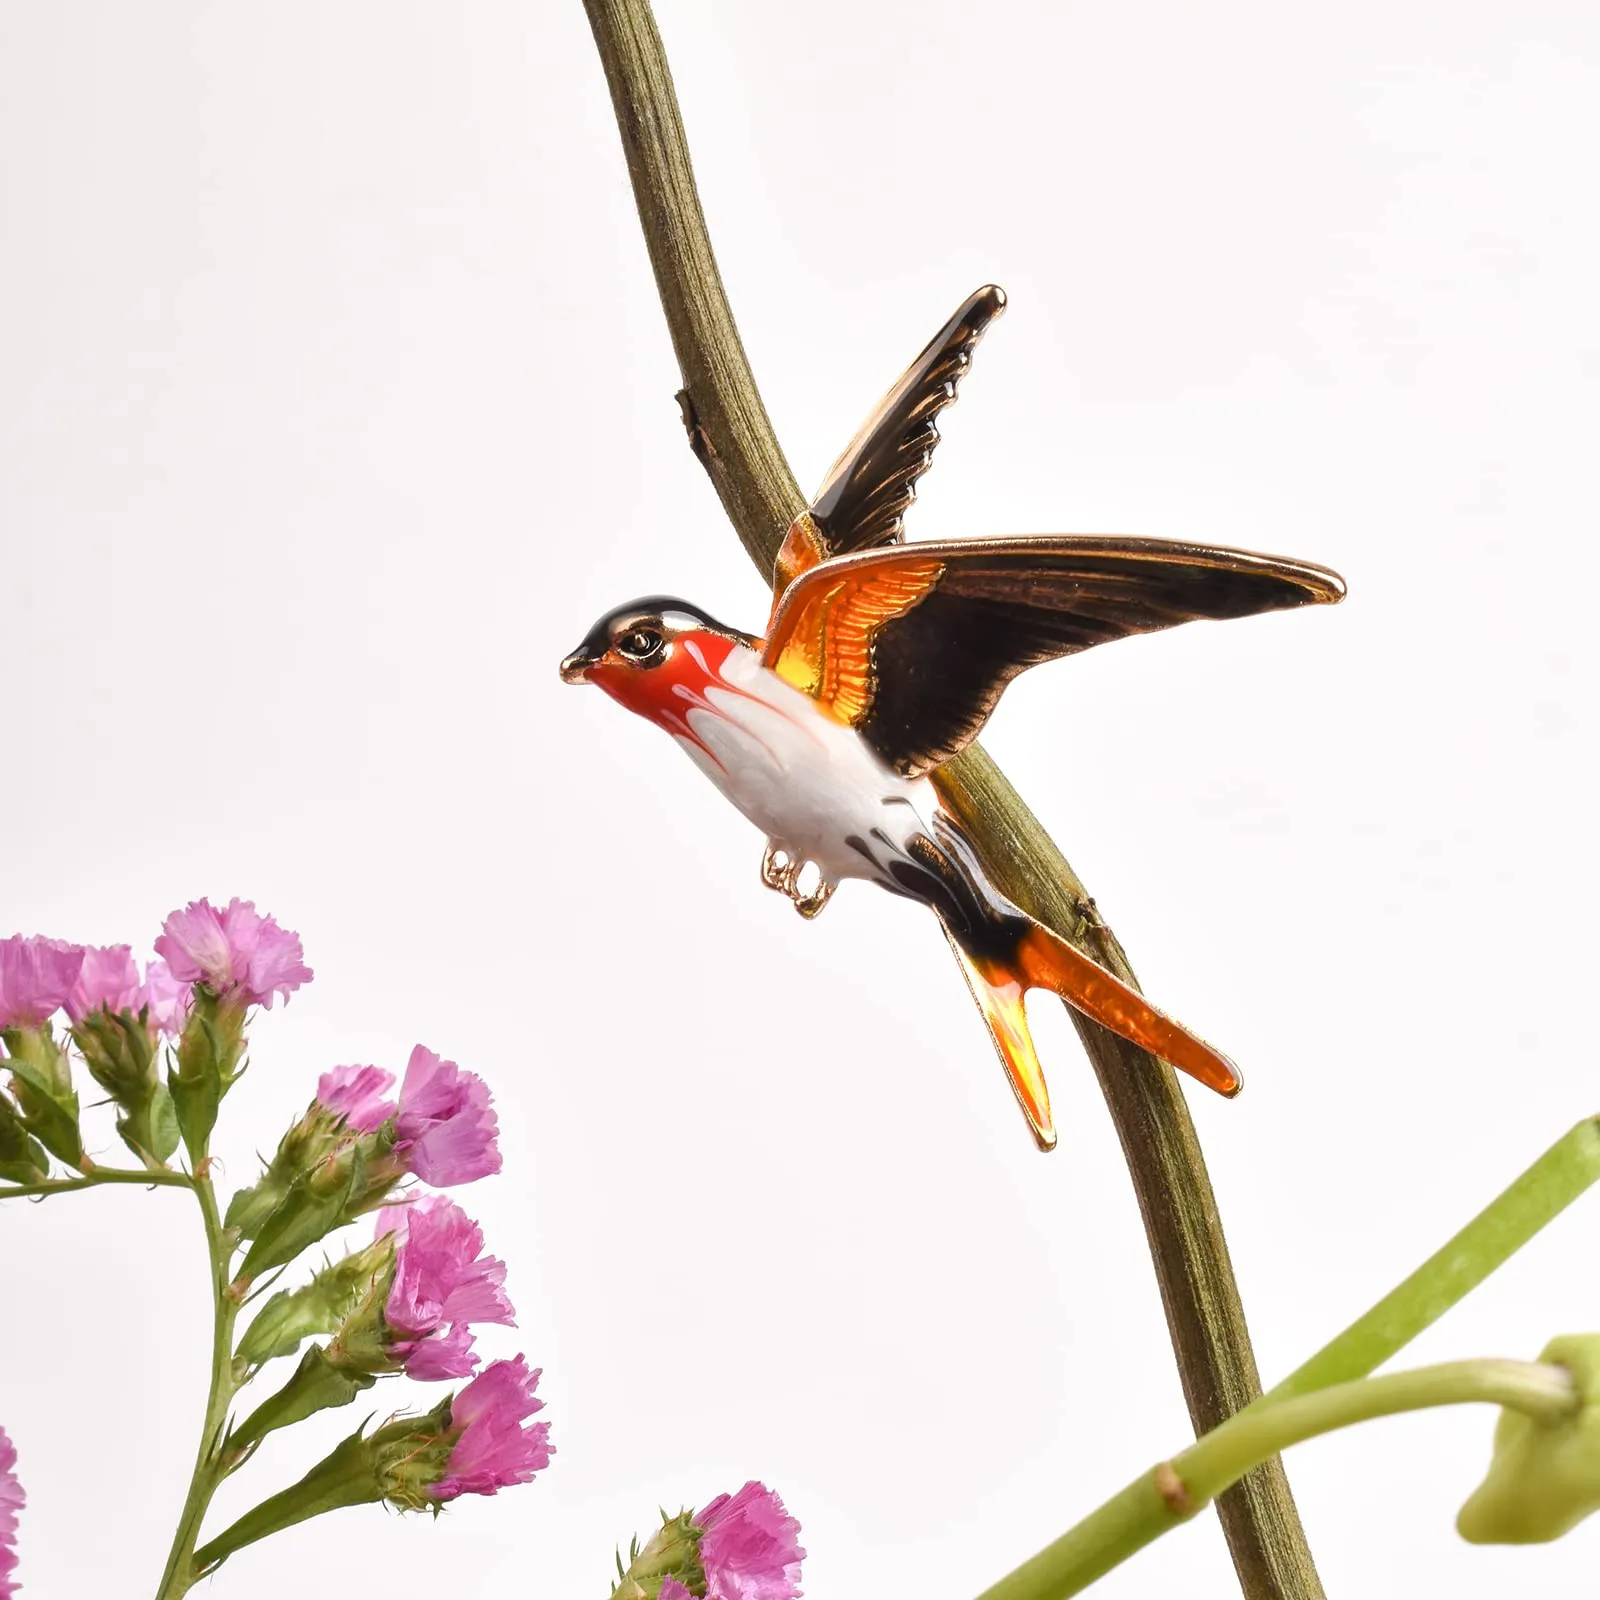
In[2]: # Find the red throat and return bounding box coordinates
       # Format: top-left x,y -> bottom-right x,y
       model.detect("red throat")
587,629 -> 749,748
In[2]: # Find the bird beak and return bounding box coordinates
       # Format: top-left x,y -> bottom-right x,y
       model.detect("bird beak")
559,649 -> 595,685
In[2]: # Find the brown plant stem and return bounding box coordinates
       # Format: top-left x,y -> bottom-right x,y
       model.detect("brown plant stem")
578,2 -> 1322,1594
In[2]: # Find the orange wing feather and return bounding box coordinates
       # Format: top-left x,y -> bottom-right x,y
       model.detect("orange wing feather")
765,558 -> 946,725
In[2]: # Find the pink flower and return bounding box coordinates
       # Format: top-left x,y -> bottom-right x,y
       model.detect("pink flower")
64,947 -> 191,1037
317,1065 -> 398,1133
697,1482 -> 805,1600
0,936 -> 84,1031
660,1584 -> 694,1600
0,1425 -> 23,1600
432,1355 -> 551,1500
154,898 -> 312,1009
139,960 -> 192,1037
376,1195 -> 514,1380
395,1045 -> 501,1186
64,946 -> 142,1022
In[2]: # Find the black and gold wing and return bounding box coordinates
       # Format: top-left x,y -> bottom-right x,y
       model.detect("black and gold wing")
772,286 -> 1007,593
763,536 -> 1345,777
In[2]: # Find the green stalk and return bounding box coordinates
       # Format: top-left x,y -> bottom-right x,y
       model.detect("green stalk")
977,1360 -> 1578,1600
1266,1118 -> 1600,1403
0,1167 -> 190,1198
153,1170 -> 241,1600
976,1117 -> 1600,1596
577,2 -> 1317,1591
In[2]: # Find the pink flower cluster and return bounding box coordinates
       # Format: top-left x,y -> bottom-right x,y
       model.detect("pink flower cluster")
68,947 -> 190,1034
0,935 -> 187,1035
377,1196 -> 515,1380
318,1045 -> 502,1186
3,896 -> 308,1036
432,1355 -> 551,1500
661,1483 -> 805,1600
0,1426 -> 22,1600
315,1048 -> 519,1448
155,898 -> 312,1010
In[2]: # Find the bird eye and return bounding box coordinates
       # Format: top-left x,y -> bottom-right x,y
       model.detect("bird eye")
616,626 -> 665,664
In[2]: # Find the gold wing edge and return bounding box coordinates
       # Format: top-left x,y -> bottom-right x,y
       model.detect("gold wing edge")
766,534 -> 1345,657
772,286 -> 1009,596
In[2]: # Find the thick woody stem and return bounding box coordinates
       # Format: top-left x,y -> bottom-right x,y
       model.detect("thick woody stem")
578,3 -> 1322,1594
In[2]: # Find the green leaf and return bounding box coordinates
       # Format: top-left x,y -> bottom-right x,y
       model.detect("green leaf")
0,1139 -> 50,1185
0,1093 -> 49,1183
146,1080 -> 181,1163
228,1345 -> 378,1454
192,1399 -> 455,1576
237,1145 -> 367,1282
168,1062 -> 220,1164
6,1056 -> 83,1167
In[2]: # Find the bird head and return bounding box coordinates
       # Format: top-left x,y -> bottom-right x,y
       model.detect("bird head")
559,597 -> 757,726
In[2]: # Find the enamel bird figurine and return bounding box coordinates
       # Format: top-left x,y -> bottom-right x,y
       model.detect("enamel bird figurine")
561,287 -> 1344,1150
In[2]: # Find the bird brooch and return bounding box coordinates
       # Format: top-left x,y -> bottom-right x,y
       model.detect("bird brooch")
561,286 -> 1344,1150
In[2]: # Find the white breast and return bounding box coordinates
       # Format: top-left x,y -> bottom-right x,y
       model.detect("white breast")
671,644 -> 936,885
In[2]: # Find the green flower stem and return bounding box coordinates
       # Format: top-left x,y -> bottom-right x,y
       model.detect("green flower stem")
0,1166 -> 190,1198
579,2 -> 1317,1592
154,1169 -> 242,1600
977,1359 -> 1578,1600
1265,1117 -> 1600,1404
977,1117 -> 1600,1597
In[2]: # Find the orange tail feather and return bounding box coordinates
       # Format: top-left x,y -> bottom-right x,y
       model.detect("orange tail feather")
1016,925 -> 1241,1098
940,923 -> 1057,1151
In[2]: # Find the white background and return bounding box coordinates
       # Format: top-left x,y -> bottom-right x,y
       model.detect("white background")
3,2 -> 1598,1596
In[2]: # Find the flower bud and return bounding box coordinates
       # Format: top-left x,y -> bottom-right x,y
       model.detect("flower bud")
72,1006 -> 156,1101
612,1510 -> 704,1599
71,1008 -> 179,1168
1458,1335 -> 1600,1543
2,1024 -> 82,1168
323,1260 -> 404,1378
168,987 -> 247,1160
227,1103 -> 354,1240
235,1138 -> 374,1285
235,1237 -> 395,1371
369,1399 -> 461,1510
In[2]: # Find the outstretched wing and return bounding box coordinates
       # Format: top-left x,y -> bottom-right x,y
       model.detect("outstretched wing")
763,536 -> 1345,777
772,286 -> 1007,593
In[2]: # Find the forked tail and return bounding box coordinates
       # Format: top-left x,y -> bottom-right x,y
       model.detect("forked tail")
900,812 -> 1239,1150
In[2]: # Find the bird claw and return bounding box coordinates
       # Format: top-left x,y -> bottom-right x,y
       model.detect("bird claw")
760,842 -> 835,919
760,841 -> 792,893
793,878 -> 835,919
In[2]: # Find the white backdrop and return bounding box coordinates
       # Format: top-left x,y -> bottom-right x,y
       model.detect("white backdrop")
3,2 -> 1598,1596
